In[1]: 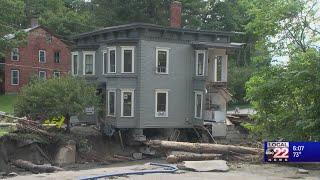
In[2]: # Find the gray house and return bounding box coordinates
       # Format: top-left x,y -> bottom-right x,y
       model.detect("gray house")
71,2 -> 244,139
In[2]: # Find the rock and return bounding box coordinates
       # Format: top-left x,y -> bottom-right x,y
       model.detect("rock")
132,152 -> 143,160
54,140 -> 76,166
178,160 -> 229,172
7,172 -> 18,177
297,168 -> 309,174
139,146 -> 156,155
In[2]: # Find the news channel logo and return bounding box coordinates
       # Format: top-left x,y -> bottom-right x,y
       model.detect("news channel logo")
265,142 -> 289,162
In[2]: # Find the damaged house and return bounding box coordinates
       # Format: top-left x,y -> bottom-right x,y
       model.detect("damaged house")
71,2 -> 244,140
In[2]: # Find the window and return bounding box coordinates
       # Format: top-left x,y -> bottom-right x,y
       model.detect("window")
108,47 -> 116,73
11,48 -> 19,61
46,33 -> 52,43
196,50 -> 205,76
121,46 -> 134,73
39,71 -> 46,80
155,89 -> 168,117
54,51 -> 60,63
108,89 -> 116,116
121,89 -> 134,117
83,51 -> 95,75
11,70 -> 19,85
71,52 -> 78,75
194,91 -> 203,119
39,50 -> 46,63
103,51 -> 107,74
156,48 -> 169,74
53,71 -> 60,78
215,56 -> 223,82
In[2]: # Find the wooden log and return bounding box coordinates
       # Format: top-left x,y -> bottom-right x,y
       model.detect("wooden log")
147,140 -> 262,155
12,159 -> 63,173
166,151 -> 222,163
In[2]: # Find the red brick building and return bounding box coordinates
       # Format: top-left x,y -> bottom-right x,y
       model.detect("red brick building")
3,26 -> 71,93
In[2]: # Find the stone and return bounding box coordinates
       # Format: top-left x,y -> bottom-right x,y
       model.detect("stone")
179,160 -> 229,172
132,153 -> 143,160
54,140 -> 76,166
7,172 -> 18,177
297,168 -> 309,174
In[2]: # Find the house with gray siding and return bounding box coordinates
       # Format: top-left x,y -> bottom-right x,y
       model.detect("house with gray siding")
71,2 -> 244,139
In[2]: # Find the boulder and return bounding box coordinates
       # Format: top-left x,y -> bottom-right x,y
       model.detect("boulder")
54,140 -> 76,166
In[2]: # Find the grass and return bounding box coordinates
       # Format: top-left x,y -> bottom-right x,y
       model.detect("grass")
0,94 -> 18,114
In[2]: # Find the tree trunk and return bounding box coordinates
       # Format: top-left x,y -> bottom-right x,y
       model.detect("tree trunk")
166,151 -> 222,163
147,140 -> 262,155
65,114 -> 70,133
12,159 -> 63,173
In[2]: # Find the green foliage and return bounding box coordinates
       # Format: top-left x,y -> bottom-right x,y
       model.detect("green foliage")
14,75 -> 100,122
246,49 -> 320,140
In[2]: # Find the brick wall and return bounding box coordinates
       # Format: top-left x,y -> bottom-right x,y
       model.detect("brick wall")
4,27 -> 71,93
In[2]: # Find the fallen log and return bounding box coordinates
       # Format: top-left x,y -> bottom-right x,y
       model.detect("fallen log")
12,159 -> 63,173
147,140 -> 262,155
166,151 -> 222,163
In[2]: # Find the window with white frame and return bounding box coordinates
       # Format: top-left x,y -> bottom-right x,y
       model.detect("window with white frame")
194,91 -> 203,119
107,89 -> 116,116
103,51 -> 107,74
54,51 -> 60,63
39,70 -> 46,80
71,52 -> 78,75
11,70 -> 19,85
155,89 -> 168,117
11,48 -> 19,61
121,89 -> 134,117
39,50 -> 46,63
121,47 -> 134,73
83,51 -> 95,75
53,71 -> 60,78
156,48 -> 169,74
196,50 -> 205,76
108,47 -> 116,73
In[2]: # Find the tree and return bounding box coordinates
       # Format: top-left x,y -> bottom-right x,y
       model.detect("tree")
246,49 -> 320,140
14,76 -> 100,132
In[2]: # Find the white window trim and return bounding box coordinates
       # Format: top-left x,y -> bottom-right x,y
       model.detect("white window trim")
39,70 -> 46,80
195,50 -> 206,76
71,52 -> 79,76
39,50 -> 46,63
155,89 -> 169,117
194,91 -> 203,119
107,47 -> 116,73
120,88 -> 135,117
83,51 -> 96,75
11,48 -> 19,61
156,47 -> 170,74
121,46 -> 135,73
102,50 -> 107,75
10,70 -> 19,85
53,71 -> 61,77
107,89 -> 116,116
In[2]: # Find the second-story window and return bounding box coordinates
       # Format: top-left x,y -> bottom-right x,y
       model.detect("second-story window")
39,50 -> 46,63
83,51 -> 95,75
11,48 -> 19,61
72,52 -> 78,76
121,46 -> 134,73
39,70 -> 46,80
108,48 -> 116,73
54,51 -> 60,63
156,48 -> 169,74
196,50 -> 205,76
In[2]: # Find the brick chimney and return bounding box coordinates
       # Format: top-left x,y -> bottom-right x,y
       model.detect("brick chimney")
170,1 -> 182,28
30,16 -> 39,28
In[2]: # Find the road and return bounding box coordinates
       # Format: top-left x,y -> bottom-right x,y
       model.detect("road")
9,160 -> 320,180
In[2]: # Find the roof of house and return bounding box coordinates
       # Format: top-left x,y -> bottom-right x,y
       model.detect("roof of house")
3,25 -> 73,46
72,22 -> 245,39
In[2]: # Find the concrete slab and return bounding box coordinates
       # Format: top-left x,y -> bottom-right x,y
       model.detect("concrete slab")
179,160 -> 229,172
